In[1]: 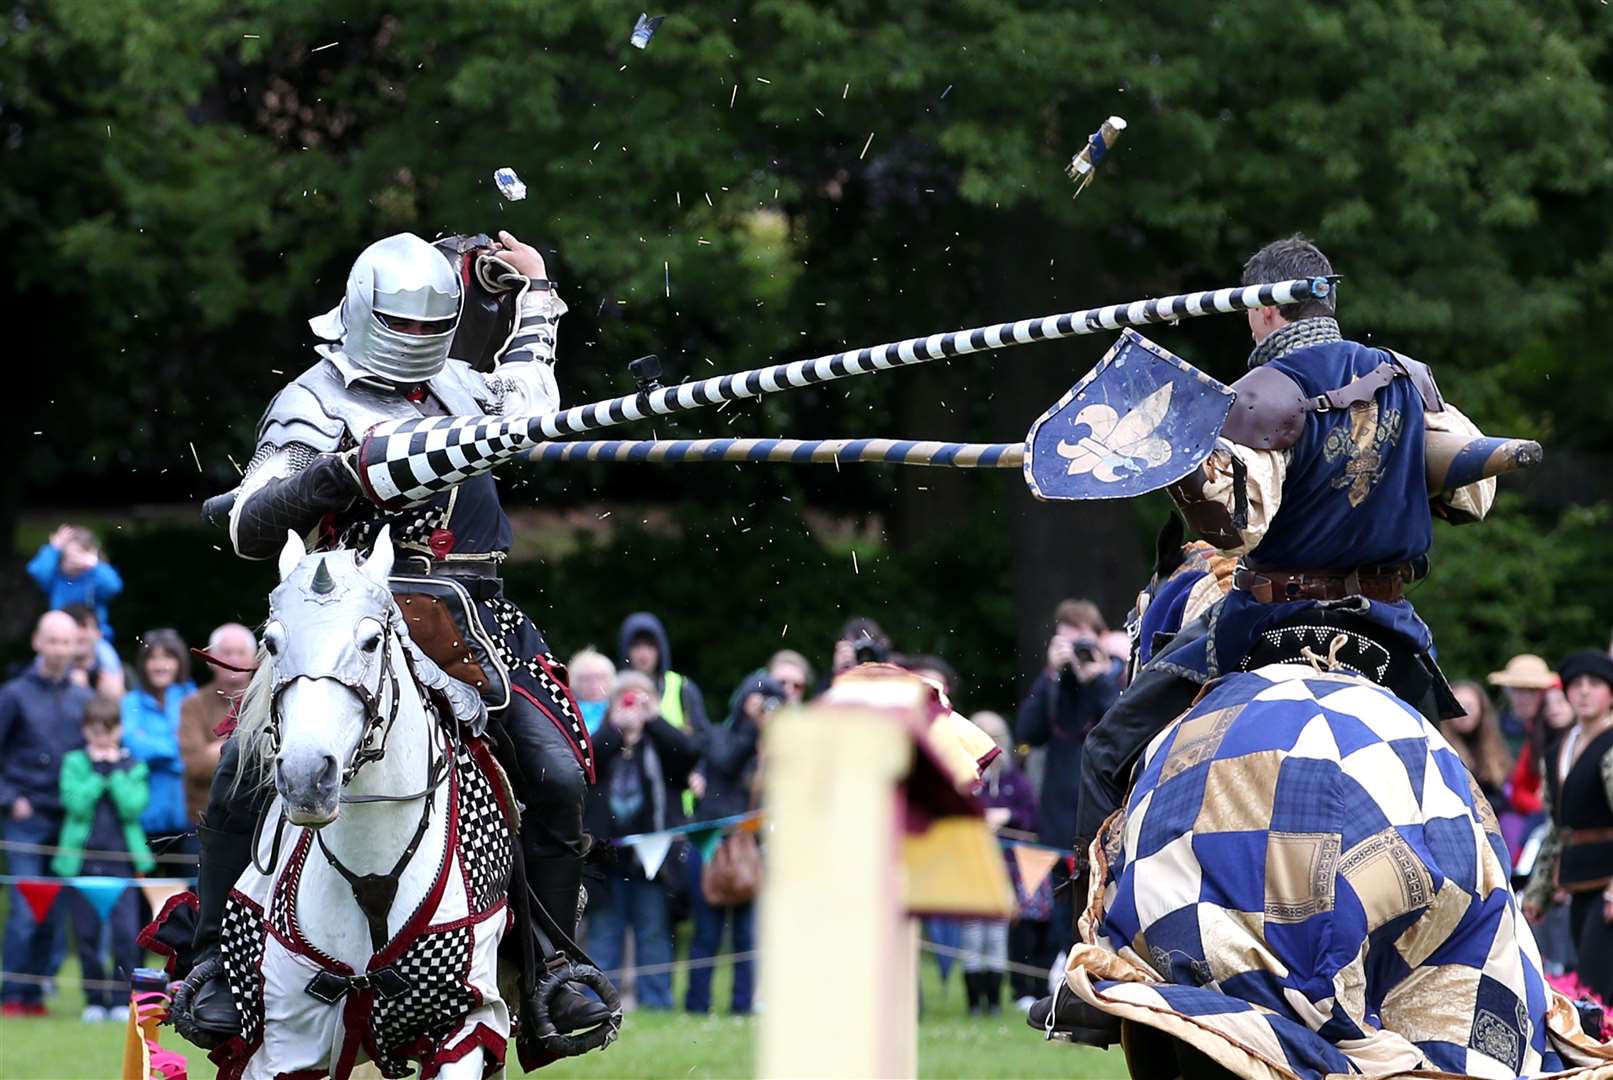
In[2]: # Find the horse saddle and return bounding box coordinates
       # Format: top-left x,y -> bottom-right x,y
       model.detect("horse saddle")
389,573 -> 511,713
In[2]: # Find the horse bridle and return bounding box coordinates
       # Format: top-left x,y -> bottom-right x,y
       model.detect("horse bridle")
253,619 -> 453,878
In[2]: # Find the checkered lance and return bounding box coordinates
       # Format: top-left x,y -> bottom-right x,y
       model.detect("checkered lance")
358,277 -> 1332,506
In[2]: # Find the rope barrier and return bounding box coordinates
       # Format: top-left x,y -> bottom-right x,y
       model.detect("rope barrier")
0,933 -> 1053,993
0,839 -> 199,865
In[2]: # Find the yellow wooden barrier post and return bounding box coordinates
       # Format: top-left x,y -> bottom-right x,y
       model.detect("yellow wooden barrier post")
759,704 -> 914,1078
759,670 -> 1015,1079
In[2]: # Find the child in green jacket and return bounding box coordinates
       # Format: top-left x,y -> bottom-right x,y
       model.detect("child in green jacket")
51,696 -> 155,1021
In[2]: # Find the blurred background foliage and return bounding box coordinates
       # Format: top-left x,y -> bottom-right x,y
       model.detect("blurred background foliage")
8,0 -> 1612,709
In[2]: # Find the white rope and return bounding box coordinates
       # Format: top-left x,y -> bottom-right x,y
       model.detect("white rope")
0,838 -> 199,865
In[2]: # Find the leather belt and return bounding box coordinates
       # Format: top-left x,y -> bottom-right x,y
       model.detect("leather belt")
1233,563 -> 1414,604
398,555 -> 503,580
1564,826 -> 1613,847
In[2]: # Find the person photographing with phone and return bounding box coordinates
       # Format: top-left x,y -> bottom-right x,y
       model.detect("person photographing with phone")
1013,599 -> 1120,962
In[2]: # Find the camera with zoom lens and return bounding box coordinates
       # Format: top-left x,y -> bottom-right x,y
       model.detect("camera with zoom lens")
1071,641 -> 1102,666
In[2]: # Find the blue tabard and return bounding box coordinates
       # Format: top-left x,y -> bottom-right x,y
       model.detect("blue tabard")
1162,340 -> 1436,682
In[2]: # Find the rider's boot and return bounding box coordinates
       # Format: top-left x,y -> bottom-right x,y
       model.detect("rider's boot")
530,854 -> 616,1034
1027,987 -> 1121,1047
175,822 -> 256,1047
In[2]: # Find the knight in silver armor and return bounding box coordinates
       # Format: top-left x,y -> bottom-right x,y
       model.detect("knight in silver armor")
177,230 -> 615,1051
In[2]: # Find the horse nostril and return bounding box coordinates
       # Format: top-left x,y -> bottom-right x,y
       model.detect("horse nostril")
320,754 -> 340,790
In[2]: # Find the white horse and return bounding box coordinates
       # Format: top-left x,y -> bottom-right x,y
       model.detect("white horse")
217,526 -> 514,1080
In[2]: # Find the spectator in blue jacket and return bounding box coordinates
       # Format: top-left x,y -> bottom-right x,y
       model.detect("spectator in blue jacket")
27,526 -> 123,641
0,611 -> 93,1015
120,629 -> 195,853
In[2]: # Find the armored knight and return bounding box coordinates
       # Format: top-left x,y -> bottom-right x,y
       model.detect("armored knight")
175,230 -> 614,1048
1037,235 -> 1500,1041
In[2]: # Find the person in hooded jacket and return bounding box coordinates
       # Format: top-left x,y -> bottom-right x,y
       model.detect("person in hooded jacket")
584,673 -> 701,1010
683,672 -> 784,1016
617,612 -> 710,736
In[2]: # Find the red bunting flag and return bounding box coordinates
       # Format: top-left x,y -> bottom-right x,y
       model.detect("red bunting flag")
16,879 -> 63,923
1011,846 -> 1060,900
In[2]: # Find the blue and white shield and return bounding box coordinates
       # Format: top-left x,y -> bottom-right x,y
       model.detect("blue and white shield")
1023,328 -> 1234,501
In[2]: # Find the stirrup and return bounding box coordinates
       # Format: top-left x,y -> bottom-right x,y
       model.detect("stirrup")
1027,979 -> 1120,1048
530,963 -> 622,1057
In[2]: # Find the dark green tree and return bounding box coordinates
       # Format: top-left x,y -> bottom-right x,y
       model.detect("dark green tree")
8,0 -> 1611,690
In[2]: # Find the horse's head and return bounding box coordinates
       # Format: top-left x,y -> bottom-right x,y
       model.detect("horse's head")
263,526 -> 398,826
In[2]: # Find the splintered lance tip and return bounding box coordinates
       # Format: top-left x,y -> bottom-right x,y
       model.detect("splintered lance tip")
1066,115 -> 1127,194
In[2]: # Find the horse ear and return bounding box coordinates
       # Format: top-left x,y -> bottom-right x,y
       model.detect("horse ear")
363,525 -> 395,584
278,530 -> 306,581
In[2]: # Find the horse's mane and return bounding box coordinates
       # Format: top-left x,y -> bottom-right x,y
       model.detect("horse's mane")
231,644 -> 278,794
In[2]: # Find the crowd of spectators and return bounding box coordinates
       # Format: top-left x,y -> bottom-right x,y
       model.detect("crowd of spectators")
2,521 -> 1610,1020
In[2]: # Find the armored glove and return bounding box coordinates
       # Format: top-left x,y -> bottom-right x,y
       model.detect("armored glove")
232,450 -> 363,559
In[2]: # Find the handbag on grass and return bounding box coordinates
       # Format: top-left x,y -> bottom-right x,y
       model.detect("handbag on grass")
701,831 -> 762,906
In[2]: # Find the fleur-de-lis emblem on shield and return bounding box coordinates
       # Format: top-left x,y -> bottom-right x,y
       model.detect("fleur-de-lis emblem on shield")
1055,383 -> 1174,482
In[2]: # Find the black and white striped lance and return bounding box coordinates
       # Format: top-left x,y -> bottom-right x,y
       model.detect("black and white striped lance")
526,277 -> 1332,440
357,277 -> 1331,506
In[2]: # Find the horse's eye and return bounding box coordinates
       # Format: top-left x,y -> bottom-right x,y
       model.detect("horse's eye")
356,617 -> 384,654
263,622 -> 284,656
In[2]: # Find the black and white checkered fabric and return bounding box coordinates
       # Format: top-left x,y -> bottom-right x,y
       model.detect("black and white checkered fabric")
455,741 -> 512,915
360,415 -> 535,509
268,834 -> 311,943
338,499 -> 447,555
221,893 -> 267,1046
529,647 -> 592,779
369,923 -> 477,1069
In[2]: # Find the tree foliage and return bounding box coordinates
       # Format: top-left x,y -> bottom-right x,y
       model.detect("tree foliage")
8,0 -> 1612,681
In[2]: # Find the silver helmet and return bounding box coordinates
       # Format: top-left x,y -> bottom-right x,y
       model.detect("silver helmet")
309,233 -> 462,384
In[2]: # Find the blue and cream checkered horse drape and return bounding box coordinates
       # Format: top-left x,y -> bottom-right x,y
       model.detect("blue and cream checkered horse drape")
1066,664 -> 1612,1079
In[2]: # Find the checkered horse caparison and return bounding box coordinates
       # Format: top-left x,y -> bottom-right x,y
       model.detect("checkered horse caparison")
1067,663 -> 1613,1079
213,739 -> 514,1080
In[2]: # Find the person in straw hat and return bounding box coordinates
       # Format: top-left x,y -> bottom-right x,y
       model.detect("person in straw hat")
1488,652 -> 1557,754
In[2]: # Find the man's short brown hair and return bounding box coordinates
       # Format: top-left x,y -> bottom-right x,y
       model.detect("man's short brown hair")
82,695 -> 122,734
1054,599 -> 1107,635
1241,234 -> 1336,321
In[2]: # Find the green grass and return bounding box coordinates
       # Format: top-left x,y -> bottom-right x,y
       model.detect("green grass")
0,951 -> 1125,1079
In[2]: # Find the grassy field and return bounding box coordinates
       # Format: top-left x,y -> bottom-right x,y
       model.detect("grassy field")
0,953 -> 1127,1079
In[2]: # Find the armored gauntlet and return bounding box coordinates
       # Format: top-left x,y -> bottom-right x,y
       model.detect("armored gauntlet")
233,451 -> 363,558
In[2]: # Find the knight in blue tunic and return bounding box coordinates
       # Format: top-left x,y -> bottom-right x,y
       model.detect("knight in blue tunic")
1069,236 -> 1497,939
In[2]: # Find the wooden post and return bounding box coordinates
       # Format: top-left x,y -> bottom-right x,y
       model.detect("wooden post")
758,706 -> 915,1078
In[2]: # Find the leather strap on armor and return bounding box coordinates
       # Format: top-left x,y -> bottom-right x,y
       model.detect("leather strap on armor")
1565,827 -> 1613,847
1233,563 -> 1415,604
233,452 -> 363,559
1166,465 -> 1242,549
1224,352 -> 1445,451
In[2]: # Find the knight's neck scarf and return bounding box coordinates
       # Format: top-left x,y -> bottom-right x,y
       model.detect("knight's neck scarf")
1247,317 -> 1342,368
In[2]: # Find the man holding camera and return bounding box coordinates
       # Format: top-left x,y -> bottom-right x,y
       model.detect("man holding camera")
1014,599 -> 1119,951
